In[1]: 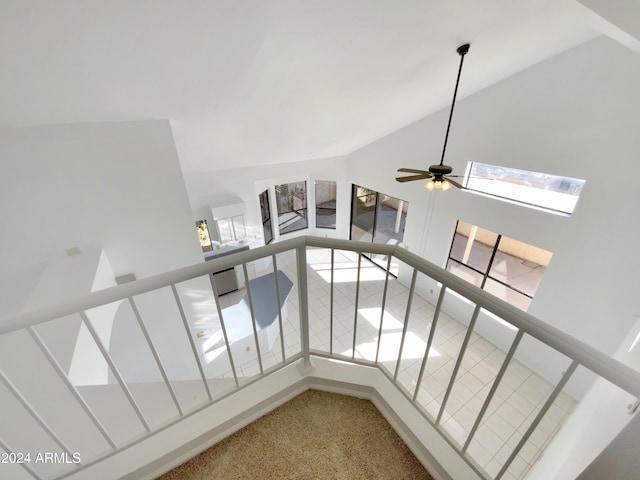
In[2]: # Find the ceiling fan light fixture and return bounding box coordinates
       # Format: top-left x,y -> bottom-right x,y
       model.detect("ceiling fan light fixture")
425,178 -> 451,191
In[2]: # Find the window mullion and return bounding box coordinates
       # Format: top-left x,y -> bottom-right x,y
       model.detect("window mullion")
480,234 -> 502,289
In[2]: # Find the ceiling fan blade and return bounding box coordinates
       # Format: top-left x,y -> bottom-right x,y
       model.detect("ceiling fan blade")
445,177 -> 464,189
447,175 -> 495,180
397,168 -> 430,175
396,173 -> 431,183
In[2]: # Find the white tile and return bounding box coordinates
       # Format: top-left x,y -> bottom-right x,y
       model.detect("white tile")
469,362 -> 496,385
441,393 -> 464,415
485,411 -> 517,441
484,458 -> 504,478
518,370 -> 549,393
508,360 -> 532,380
458,371 -> 485,394
421,376 -> 447,398
451,404 -> 479,431
505,455 -> 529,479
474,424 -> 504,456
507,391 -> 537,417
497,401 -> 526,429
441,417 -> 468,446
494,442 -> 515,464
516,439 -> 543,465
527,427 -> 550,449
433,363 -> 455,386
502,370 -> 526,390
467,439 -> 493,468
495,382 -> 515,403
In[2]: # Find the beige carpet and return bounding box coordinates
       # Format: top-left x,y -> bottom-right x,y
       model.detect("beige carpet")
157,389 -> 434,479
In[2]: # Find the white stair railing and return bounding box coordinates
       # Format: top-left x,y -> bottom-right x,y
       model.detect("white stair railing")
0,236 -> 638,480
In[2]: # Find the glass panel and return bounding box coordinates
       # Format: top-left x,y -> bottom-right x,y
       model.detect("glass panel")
484,278 -> 532,312
447,221 -> 552,311
263,219 -> 273,245
488,236 -> 552,298
259,189 -> 273,245
315,180 -> 337,229
350,185 -> 409,276
371,193 -> 408,275
445,260 -> 484,288
450,220 -> 498,273
350,185 -> 376,242
466,162 -> 586,216
232,215 -> 247,240
276,181 -> 308,234
217,218 -> 234,244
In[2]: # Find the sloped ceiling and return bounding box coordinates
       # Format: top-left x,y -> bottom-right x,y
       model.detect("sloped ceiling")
1,0 -> 635,172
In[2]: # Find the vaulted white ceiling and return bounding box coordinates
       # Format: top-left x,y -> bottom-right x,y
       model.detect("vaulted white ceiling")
1,0 -> 637,172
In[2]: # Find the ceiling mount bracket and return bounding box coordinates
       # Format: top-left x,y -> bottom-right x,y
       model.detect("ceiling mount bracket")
457,43 -> 470,56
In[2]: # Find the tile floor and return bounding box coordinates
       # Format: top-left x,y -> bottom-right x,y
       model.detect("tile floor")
211,247 -> 576,480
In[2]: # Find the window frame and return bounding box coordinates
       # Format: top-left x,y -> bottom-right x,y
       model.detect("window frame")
195,219 -> 213,252
275,181 -> 308,235
259,189 -> 273,245
445,220 -> 552,311
463,161 -> 586,217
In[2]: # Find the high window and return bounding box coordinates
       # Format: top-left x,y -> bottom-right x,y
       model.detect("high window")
445,220 -> 552,311
259,189 -> 273,245
276,181 -> 308,234
315,180 -> 337,229
464,162 -> 586,216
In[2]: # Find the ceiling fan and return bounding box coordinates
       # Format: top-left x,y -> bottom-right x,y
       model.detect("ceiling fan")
396,43 -> 470,191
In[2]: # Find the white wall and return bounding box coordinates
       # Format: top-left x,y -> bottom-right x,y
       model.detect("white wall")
345,36 -> 640,396
182,155 -> 350,243
0,120 -> 203,317
526,318 -> 640,479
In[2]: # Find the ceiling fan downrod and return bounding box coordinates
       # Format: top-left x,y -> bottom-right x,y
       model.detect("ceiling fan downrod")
439,43 -> 470,167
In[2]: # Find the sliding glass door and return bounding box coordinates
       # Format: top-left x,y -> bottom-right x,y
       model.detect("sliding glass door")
350,185 -> 408,275
350,186 -> 377,243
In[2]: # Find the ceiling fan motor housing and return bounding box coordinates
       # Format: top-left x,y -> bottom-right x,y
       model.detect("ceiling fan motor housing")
429,164 -> 453,175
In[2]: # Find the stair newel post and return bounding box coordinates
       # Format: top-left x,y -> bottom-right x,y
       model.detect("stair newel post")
296,242 -> 314,372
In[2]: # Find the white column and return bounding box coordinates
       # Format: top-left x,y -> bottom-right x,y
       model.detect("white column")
462,225 -> 478,264
394,200 -> 405,233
